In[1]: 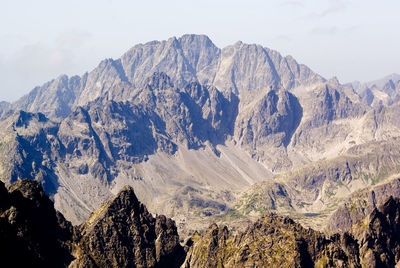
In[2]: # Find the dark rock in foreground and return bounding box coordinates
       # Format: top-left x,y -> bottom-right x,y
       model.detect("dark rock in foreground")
0,180 -> 73,267
2,179 -> 400,267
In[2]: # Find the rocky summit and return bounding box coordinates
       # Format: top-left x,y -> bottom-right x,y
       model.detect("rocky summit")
72,185 -> 185,267
1,34 -> 400,266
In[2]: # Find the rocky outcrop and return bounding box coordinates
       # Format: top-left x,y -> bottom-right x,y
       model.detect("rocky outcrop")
183,213 -> 359,267
0,179 -> 185,268
232,139 -> 400,231
184,196 -> 400,267
0,180 -> 74,267
72,185 -> 185,267
352,197 -> 400,267
327,178 -> 400,232
234,87 -> 302,170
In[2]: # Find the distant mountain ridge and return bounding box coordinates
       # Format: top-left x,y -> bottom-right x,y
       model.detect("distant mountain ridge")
347,73 -> 400,107
2,34 -> 324,120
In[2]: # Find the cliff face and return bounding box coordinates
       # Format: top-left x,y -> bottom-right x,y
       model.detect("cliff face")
352,197 -> 400,267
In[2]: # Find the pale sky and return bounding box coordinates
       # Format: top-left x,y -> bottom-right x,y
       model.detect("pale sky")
1,0 -> 399,102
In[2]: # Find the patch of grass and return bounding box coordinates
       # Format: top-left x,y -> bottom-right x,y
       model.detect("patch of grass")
325,190 -> 335,198
349,202 -> 357,212
224,209 -> 244,220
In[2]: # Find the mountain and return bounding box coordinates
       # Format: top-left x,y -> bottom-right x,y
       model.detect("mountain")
0,73 -> 269,231
4,34 -> 324,121
327,176 -> 400,233
1,34 -> 400,238
0,101 -> 10,117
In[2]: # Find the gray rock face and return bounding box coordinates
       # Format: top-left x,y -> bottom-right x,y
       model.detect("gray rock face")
6,34 -> 324,120
13,74 -> 86,119
235,88 -> 302,160
327,178 -> 400,232
348,73 -> 400,107
0,101 -> 10,118
0,111 -> 61,194
0,72 -> 244,225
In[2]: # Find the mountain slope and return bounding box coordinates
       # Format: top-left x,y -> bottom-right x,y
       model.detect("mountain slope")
231,138 -> 400,231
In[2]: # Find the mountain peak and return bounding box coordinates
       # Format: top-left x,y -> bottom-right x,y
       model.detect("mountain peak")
179,34 -> 214,44
77,184 -> 185,267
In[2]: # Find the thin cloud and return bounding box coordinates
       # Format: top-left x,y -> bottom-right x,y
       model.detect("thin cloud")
303,0 -> 347,20
309,25 -> 360,36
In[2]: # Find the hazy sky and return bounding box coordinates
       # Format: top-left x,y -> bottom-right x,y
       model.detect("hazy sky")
1,0 -> 399,102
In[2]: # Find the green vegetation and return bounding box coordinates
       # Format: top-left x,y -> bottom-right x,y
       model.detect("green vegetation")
349,202 -> 357,212
223,209 -> 244,220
